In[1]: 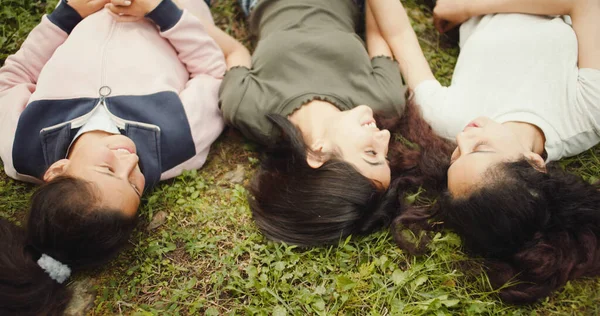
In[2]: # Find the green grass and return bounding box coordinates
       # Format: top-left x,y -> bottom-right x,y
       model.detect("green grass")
1,0 -> 600,314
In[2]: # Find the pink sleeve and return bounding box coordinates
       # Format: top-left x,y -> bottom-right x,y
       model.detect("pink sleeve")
159,10 -> 226,80
157,11 -> 226,179
0,16 -> 68,181
0,16 -> 68,92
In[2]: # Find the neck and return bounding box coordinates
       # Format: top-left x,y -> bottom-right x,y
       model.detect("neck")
288,100 -> 340,144
67,130 -> 112,158
502,122 -> 546,155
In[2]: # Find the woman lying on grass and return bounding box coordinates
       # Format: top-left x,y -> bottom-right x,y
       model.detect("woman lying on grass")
0,0 -> 231,313
218,0 -> 452,246
369,0 -> 600,304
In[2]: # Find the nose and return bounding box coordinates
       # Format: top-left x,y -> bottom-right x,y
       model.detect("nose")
455,131 -> 475,156
375,129 -> 391,143
115,152 -> 140,179
375,129 -> 391,153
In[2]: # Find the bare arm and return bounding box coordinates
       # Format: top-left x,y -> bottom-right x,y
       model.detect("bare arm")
368,0 -> 435,89
365,1 -> 392,58
570,0 -> 600,70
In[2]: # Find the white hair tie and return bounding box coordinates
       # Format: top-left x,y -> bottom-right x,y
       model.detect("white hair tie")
37,254 -> 71,284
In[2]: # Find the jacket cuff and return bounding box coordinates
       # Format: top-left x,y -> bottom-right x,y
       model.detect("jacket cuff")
146,0 -> 183,32
48,0 -> 83,34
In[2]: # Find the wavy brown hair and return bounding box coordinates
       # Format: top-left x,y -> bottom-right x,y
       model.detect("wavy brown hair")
392,116 -> 600,304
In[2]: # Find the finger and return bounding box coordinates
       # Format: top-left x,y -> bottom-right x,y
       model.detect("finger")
105,3 -> 133,15
442,21 -> 460,33
111,0 -> 132,6
89,0 -> 111,7
433,15 -> 447,33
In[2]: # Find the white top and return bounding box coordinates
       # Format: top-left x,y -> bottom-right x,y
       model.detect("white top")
414,13 -> 600,161
66,102 -> 120,156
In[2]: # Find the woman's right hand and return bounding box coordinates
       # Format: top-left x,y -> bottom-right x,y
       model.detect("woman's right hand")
67,0 -> 110,18
433,0 -> 471,33
105,0 -> 162,18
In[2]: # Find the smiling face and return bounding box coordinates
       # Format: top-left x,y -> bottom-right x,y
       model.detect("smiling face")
323,105 -> 392,188
44,132 -> 145,216
447,117 -> 543,196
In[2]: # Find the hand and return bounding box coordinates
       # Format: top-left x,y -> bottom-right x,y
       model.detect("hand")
105,0 -> 162,18
67,0 -> 110,18
433,0 -> 471,33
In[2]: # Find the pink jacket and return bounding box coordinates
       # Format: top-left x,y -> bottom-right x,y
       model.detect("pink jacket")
0,0 -> 226,189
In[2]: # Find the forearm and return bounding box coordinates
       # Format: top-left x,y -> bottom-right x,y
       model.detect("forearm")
153,4 -> 227,78
224,47 -> 252,69
0,16 -> 69,92
368,0 -> 434,89
467,0 -> 575,17
571,0 -> 600,69
366,1 -> 392,58
183,6 -> 251,69
202,24 -> 251,69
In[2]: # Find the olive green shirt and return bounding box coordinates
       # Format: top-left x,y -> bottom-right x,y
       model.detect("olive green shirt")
219,0 -> 406,144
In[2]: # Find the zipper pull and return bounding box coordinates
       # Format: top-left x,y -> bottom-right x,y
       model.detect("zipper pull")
99,86 -> 112,104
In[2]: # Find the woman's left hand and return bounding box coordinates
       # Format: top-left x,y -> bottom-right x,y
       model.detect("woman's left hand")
105,0 -> 162,18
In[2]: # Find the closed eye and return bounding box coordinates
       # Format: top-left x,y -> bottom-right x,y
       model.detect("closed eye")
473,141 -> 490,152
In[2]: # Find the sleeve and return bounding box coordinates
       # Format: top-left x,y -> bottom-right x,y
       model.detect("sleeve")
0,14 -> 71,181
371,56 -> 407,115
218,66 -> 274,144
149,0 -> 226,79
47,0 -> 83,34
219,66 -> 250,124
146,1 -> 228,177
413,79 -> 457,138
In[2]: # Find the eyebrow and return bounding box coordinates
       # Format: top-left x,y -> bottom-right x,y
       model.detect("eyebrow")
95,170 -> 142,198
362,158 -> 385,166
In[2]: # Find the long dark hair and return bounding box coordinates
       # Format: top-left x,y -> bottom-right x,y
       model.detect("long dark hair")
249,97 -> 454,246
394,157 -> 600,304
0,176 -> 136,315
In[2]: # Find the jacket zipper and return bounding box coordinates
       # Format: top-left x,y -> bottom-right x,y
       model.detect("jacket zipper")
97,20 -> 159,131
41,19 -> 159,133
100,20 -> 117,90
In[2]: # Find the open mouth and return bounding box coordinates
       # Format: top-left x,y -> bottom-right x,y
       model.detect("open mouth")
112,147 -> 135,154
361,121 -> 378,129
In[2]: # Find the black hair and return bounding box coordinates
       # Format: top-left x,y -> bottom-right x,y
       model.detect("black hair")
394,159 -> 600,304
249,114 -> 401,246
0,176 -> 136,315
250,97 -> 454,247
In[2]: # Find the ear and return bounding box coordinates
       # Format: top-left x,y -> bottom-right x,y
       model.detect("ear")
524,152 -> 547,173
306,139 -> 330,169
43,159 -> 71,182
